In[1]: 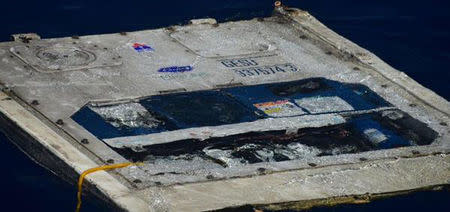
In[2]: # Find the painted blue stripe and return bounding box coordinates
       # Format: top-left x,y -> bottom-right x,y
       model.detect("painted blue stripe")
158,66 -> 193,73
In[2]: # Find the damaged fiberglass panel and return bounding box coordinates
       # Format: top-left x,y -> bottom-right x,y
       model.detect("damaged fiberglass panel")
72,78 -> 438,168
117,109 -> 437,165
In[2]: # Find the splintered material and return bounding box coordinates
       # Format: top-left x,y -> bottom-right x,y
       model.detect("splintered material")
90,103 -> 163,129
74,78 -> 437,174
116,110 -> 437,170
73,78 -> 437,170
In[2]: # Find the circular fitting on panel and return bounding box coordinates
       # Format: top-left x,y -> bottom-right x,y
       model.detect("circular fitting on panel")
274,1 -> 282,7
36,46 -> 96,71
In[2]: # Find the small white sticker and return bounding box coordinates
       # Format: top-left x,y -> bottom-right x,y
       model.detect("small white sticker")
363,128 -> 388,144
295,96 -> 354,113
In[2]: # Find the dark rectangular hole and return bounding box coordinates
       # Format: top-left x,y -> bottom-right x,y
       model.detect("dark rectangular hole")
115,110 -> 437,167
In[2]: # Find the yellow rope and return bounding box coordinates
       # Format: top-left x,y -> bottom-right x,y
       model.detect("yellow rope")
75,162 -> 144,212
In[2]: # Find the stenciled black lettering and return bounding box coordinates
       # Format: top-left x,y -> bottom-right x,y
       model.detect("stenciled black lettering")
257,67 -> 271,75
235,69 -> 247,77
286,64 -> 298,72
222,60 -> 238,68
221,58 -> 259,68
244,69 -> 255,76
275,66 -> 286,72
238,59 -> 258,67
232,63 -> 299,77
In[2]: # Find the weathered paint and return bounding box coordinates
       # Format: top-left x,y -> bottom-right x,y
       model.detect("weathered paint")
0,4 -> 448,212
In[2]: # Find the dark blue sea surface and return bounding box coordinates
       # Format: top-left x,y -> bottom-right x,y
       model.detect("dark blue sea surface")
0,0 -> 449,211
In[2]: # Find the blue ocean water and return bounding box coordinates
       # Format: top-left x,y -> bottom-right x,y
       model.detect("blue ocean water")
0,0 -> 449,211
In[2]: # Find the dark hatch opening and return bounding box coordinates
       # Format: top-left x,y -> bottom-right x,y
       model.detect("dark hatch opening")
139,90 -> 259,129
71,78 -> 437,171
116,110 -> 437,166
72,78 -> 393,139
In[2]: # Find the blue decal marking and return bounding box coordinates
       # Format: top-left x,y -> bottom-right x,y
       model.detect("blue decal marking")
133,43 -> 154,52
158,66 -> 193,73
